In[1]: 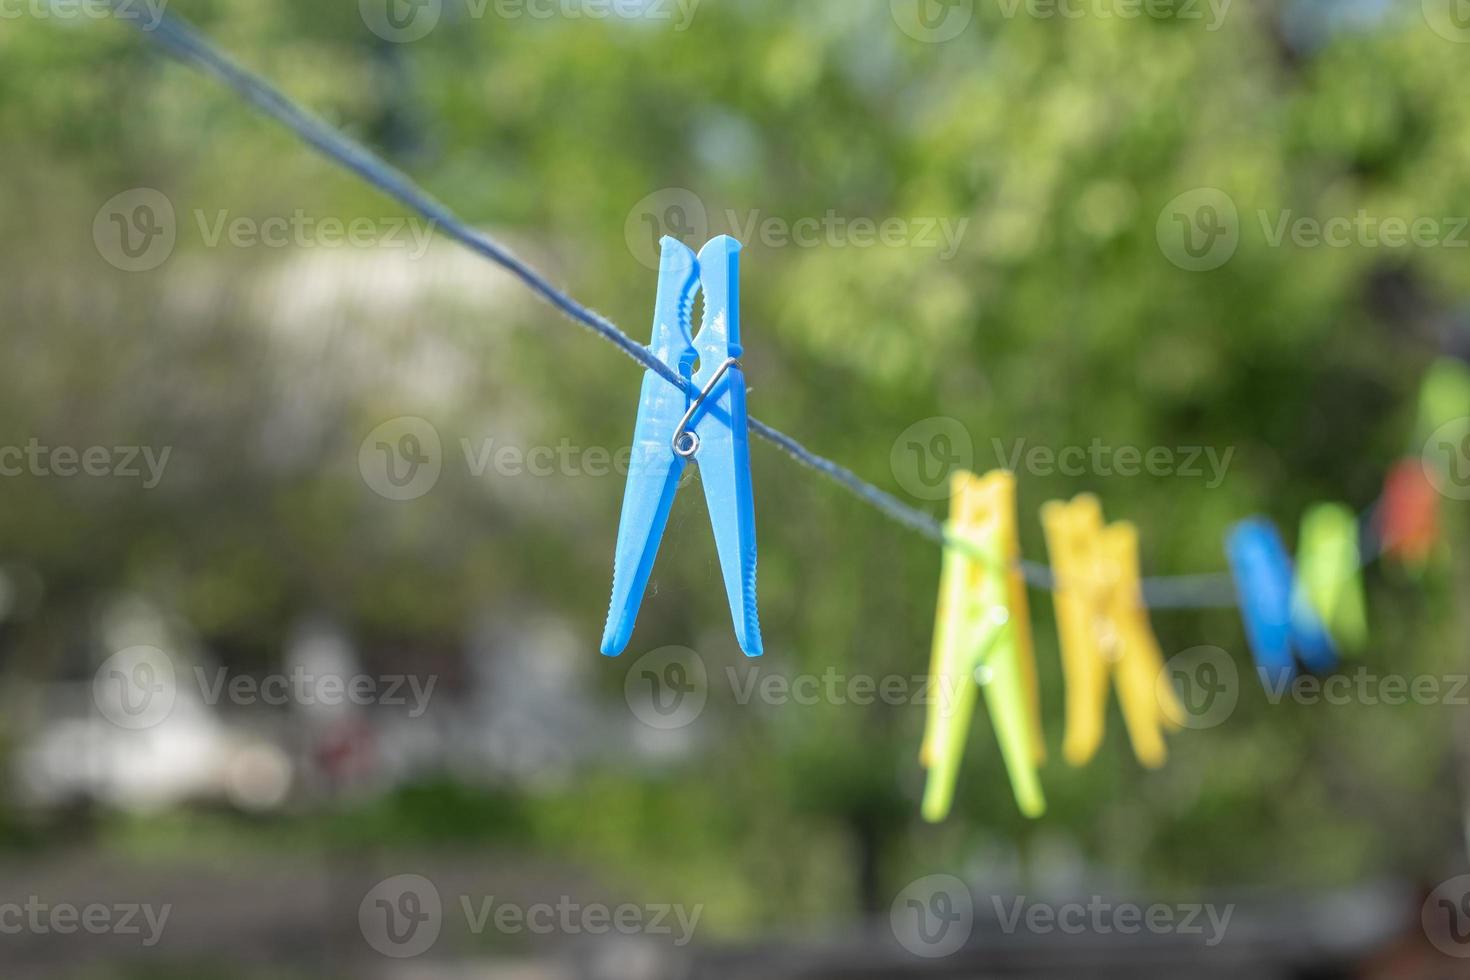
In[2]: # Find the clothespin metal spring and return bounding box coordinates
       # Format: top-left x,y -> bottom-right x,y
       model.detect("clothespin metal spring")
673,357 -> 742,459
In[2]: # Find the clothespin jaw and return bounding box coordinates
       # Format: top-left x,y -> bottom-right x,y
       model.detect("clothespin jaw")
1293,503 -> 1368,653
1042,497 -> 1175,768
1098,521 -> 1178,767
1040,495 -> 1110,767
686,237 -> 761,658
601,237 -> 762,658
921,470 -> 1045,821
1226,518 -> 1296,689
1226,518 -> 1336,691
921,471 -> 977,772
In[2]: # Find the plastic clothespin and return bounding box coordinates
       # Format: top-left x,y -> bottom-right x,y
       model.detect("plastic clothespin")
601,236 -> 761,658
1378,460 -> 1441,571
1099,521 -> 1185,763
1382,357 -> 1468,572
1040,496 -> 1179,769
1293,503 -> 1368,654
1414,357 -> 1470,448
920,470 -> 1045,821
1225,518 -> 1336,690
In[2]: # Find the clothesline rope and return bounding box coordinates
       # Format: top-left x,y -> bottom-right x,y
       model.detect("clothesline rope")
107,5 -> 1408,612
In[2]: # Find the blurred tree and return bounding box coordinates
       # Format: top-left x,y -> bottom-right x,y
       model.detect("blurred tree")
0,0 -> 1465,932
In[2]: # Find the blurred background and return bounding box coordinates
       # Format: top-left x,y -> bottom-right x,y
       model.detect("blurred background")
2,0 -> 1469,976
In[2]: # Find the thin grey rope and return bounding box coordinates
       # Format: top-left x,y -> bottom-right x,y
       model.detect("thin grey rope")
115,8 -> 1257,607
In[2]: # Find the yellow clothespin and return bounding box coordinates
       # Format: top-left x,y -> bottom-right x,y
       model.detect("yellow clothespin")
1041,495 -> 1180,769
921,470 -> 1045,821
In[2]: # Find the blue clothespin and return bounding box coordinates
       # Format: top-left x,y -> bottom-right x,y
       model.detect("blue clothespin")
1225,518 -> 1336,689
601,236 -> 762,658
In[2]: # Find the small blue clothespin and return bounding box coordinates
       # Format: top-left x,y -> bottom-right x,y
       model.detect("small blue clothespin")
1225,518 -> 1336,689
601,236 -> 762,658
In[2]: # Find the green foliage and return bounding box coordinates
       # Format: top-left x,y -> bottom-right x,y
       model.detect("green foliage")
0,0 -> 1466,932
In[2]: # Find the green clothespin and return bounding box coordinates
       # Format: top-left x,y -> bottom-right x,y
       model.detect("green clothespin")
921,470 -> 1045,822
1293,503 -> 1368,653
1415,357 -> 1470,446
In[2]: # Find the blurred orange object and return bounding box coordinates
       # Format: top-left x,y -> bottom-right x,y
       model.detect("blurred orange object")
1378,460 -> 1441,569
